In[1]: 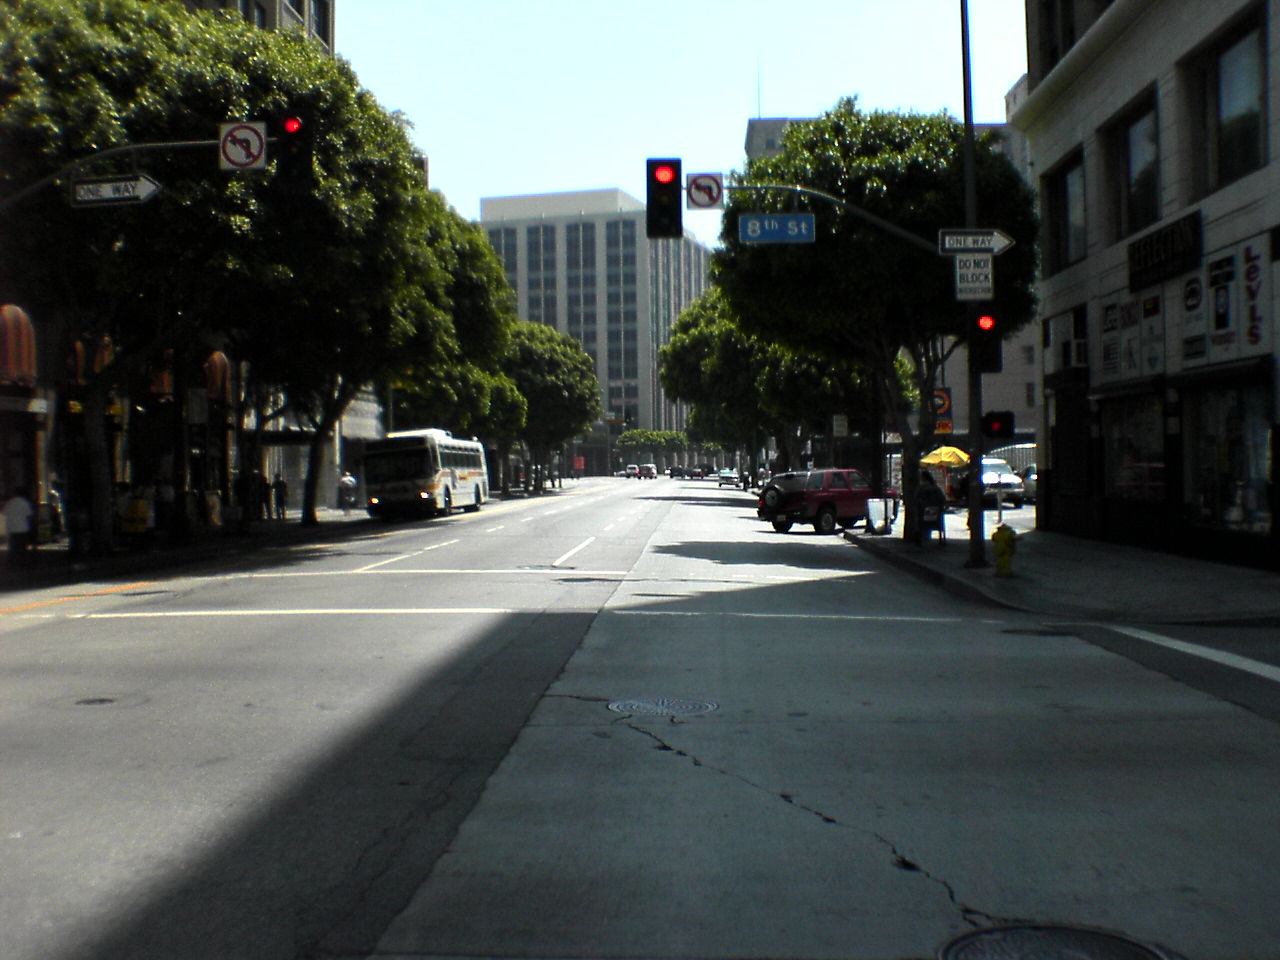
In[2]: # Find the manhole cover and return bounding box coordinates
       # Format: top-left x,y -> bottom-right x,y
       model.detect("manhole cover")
607,697 -> 718,716
940,925 -> 1175,960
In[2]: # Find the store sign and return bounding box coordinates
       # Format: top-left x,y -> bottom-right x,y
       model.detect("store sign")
1128,211 -> 1202,292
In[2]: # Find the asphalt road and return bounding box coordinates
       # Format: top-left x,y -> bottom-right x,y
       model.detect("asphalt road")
3,478 -> 1280,960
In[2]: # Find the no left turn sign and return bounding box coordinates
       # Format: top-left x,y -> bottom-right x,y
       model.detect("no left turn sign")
219,121 -> 267,171
686,173 -> 724,209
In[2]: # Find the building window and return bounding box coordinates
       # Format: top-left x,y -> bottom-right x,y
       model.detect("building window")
1108,100 -> 1159,238
1215,26 -> 1266,185
253,2 -> 267,26
310,0 -> 330,40
1189,18 -> 1267,192
1101,394 -> 1164,502
1182,382 -> 1271,532
1038,0 -> 1077,75
1044,151 -> 1086,272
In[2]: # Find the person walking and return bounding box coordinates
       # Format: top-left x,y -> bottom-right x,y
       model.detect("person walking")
916,470 -> 947,544
272,473 -> 288,520
3,487 -> 35,566
338,472 -> 357,514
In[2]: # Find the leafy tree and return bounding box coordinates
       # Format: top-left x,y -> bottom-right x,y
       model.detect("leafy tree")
502,322 -> 600,491
0,0 -> 458,540
660,288 -> 874,473
714,98 -> 1037,534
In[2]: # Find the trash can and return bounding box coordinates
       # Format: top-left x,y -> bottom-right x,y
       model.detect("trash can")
866,498 -> 891,535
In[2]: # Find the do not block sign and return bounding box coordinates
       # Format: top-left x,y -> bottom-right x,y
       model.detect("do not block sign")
955,253 -> 993,301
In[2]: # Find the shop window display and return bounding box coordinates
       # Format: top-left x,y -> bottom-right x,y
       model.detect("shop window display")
1183,384 -> 1271,533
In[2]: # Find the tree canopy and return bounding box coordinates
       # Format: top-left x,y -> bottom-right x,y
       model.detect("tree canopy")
0,0 -> 516,540
711,97 -> 1038,530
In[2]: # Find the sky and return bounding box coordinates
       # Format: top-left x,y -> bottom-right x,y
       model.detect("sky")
335,1 -> 1028,248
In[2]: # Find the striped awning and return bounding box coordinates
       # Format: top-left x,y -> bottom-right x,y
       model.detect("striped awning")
0,304 -> 36,388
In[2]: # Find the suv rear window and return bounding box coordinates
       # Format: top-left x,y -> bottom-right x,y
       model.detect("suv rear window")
806,472 -> 825,490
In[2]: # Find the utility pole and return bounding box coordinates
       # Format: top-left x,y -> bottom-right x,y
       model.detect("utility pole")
961,0 -> 988,567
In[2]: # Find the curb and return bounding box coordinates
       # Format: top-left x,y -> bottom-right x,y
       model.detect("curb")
844,530 -> 1045,616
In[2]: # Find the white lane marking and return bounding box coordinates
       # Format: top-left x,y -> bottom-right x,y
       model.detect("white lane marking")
552,537 -> 596,568
1109,625 -> 1280,684
485,525 -> 505,533
356,538 -> 458,572
602,523 -> 615,532
608,611 -> 975,623
84,608 -> 514,618
187,568 -> 629,581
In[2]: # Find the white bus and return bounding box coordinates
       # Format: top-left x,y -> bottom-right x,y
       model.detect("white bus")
363,428 -> 489,520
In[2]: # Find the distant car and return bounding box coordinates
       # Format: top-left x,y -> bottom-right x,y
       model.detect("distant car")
716,468 -> 739,487
1020,464 -> 1038,502
625,463 -> 640,479
958,457 -> 1025,507
689,466 -> 705,479
639,463 -> 657,479
757,468 -> 897,534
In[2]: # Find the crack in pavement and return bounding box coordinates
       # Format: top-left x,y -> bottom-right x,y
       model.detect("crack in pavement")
619,719 -> 1020,931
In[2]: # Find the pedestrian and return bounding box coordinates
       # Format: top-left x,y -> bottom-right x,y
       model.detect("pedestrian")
338,471 -> 357,514
257,472 -> 271,520
3,486 -> 35,566
917,470 -> 946,544
272,473 -> 288,520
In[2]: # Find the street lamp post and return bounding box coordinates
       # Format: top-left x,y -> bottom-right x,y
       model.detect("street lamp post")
961,0 -> 988,568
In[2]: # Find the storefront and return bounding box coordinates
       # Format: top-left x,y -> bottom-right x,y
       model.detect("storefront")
0,304 -> 47,513
1082,215 -> 1278,565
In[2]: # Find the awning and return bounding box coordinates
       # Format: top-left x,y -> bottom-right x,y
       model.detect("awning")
0,304 -> 36,388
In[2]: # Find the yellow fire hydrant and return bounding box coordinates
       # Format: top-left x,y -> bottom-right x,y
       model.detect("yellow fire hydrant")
991,523 -> 1017,577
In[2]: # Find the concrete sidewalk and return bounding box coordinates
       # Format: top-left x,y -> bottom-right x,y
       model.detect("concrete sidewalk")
846,508 -> 1280,625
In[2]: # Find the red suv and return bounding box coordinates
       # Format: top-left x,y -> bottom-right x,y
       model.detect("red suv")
757,468 -> 896,534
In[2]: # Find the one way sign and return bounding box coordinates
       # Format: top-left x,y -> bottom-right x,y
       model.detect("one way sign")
938,228 -> 1015,256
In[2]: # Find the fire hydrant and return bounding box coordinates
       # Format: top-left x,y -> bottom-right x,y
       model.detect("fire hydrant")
991,523 -> 1017,577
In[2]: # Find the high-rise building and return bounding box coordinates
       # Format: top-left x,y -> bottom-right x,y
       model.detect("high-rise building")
178,0 -> 333,50
481,190 -> 711,450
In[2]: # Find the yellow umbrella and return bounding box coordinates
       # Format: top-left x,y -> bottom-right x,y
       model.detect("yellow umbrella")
921,445 -> 970,467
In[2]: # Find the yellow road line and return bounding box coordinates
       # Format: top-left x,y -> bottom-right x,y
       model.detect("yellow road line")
0,581 -> 159,616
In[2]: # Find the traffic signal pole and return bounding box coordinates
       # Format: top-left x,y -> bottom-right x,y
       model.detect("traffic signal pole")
960,0 -> 988,568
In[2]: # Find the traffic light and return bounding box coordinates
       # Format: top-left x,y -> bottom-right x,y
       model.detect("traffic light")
972,309 -> 1003,373
981,410 -> 1015,439
645,158 -> 683,239
276,112 -> 312,185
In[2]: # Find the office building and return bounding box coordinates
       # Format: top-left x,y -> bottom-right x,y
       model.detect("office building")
481,190 -> 712,467
1014,0 -> 1277,563
179,0 -> 333,49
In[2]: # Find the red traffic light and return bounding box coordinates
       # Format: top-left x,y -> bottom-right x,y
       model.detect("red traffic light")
652,163 -> 676,185
283,116 -> 303,135
977,314 -> 996,331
